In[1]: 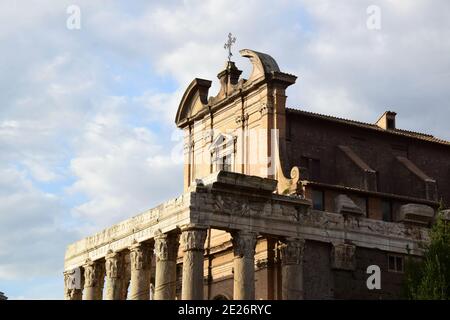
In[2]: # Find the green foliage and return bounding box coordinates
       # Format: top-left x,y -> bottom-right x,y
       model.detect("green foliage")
403,207 -> 450,299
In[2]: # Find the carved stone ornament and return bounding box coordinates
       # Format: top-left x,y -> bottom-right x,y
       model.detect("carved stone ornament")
181,227 -> 207,252
83,259 -> 103,288
154,231 -> 180,262
129,242 -> 152,271
105,250 -> 124,278
231,231 -> 257,258
331,243 -> 356,271
279,238 -> 305,266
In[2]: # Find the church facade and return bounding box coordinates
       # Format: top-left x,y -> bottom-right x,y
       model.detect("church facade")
64,49 -> 450,300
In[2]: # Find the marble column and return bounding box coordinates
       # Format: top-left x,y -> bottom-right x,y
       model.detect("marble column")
180,225 -> 207,300
64,268 -> 83,300
279,238 -> 305,300
129,242 -> 152,300
154,231 -> 180,300
120,253 -> 131,300
104,250 -> 125,300
231,230 -> 257,300
83,259 -> 105,300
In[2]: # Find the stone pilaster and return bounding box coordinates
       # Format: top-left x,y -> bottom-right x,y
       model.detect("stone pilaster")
104,250 -> 125,300
180,225 -> 207,300
231,230 -> 257,300
128,242 -> 152,300
154,231 -> 180,300
64,268 -> 83,300
83,259 -> 105,300
279,238 -> 305,300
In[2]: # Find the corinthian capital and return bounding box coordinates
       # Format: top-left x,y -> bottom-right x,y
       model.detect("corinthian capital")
279,238 -> 305,265
105,250 -> 125,278
181,225 -> 207,252
129,242 -> 152,271
231,230 -> 257,258
83,259 -> 104,288
154,231 -> 180,262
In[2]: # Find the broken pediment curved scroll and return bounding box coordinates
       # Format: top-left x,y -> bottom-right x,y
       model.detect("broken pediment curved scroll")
175,78 -> 212,127
239,49 -> 281,83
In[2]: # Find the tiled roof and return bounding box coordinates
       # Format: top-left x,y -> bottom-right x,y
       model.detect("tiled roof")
286,108 -> 450,146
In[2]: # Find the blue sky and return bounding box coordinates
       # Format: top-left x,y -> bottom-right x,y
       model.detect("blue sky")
1,0 -> 449,299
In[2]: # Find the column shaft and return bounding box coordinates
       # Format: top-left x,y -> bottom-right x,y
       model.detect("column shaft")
154,232 -> 180,300
279,238 -> 305,300
231,230 -> 257,300
83,259 -> 105,300
181,226 -> 207,300
129,242 -> 152,300
105,250 -> 125,300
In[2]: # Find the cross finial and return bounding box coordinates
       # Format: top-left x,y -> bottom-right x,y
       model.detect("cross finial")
224,32 -> 236,62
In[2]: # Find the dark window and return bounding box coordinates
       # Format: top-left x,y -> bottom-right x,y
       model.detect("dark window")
222,155 -> 232,172
301,156 -> 321,180
388,254 -> 404,273
387,118 -> 395,129
354,196 -> 368,215
312,190 -> 324,211
310,158 -> 321,180
381,200 -> 392,222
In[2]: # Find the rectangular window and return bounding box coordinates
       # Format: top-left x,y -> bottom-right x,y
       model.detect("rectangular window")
382,200 -> 392,222
312,190 -> 324,211
388,254 -> 404,273
300,156 -> 321,180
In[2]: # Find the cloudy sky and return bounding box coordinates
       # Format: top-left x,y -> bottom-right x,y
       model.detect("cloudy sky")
0,0 -> 449,299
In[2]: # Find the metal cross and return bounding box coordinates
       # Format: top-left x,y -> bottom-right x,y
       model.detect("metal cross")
224,32 -> 236,61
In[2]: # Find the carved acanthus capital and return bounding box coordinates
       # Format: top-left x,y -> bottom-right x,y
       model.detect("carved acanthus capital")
154,231 -> 180,262
129,242 -> 152,271
279,238 -> 305,265
181,226 -> 207,252
105,250 -> 125,278
331,243 -> 356,271
231,230 -> 257,258
83,259 -> 104,288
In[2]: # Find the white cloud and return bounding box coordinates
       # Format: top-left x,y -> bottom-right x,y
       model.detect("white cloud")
0,168 -> 77,280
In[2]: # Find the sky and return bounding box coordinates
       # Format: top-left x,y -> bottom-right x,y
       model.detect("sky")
0,0 -> 449,299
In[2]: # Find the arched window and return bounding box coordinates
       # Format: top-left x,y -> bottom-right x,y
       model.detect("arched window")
212,294 -> 229,300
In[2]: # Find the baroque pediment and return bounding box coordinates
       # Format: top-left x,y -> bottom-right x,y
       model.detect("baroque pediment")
175,78 -> 211,127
